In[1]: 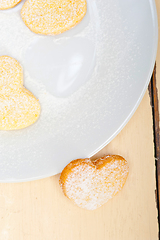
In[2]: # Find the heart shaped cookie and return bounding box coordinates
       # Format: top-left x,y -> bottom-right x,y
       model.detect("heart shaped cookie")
0,56 -> 40,130
21,0 -> 87,35
0,0 -> 22,10
59,155 -> 129,210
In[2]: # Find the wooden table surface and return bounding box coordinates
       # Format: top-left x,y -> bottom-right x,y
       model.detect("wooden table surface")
0,2 -> 160,240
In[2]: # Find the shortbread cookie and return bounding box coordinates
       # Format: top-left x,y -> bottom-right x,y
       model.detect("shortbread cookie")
21,0 -> 87,35
0,56 -> 40,130
0,0 -> 22,10
60,155 -> 129,210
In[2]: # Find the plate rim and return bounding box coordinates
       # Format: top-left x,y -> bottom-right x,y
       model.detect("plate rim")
0,0 -> 158,182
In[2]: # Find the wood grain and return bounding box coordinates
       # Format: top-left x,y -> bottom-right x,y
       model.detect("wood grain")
154,0 -> 160,233
0,89 -> 158,240
148,65 -> 160,228
0,1 -> 159,239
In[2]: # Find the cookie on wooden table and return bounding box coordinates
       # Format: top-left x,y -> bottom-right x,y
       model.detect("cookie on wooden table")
60,155 -> 129,210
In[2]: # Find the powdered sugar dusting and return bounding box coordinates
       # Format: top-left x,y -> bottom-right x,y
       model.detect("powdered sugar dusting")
0,56 -> 40,130
62,156 -> 129,210
0,0 -> 21,10
0,0 -> 139,180
0,56 -> 23,88
21,0 -> 87,35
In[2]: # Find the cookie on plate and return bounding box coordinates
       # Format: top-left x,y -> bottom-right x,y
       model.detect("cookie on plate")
0,0 -> 22,10
0,56 -> 41,130
21,0 -> 87,35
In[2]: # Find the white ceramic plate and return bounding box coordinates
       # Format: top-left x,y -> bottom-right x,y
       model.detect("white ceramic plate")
0,0 -> 158,182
